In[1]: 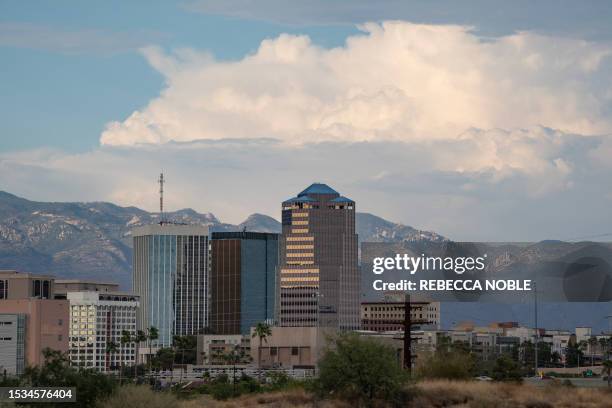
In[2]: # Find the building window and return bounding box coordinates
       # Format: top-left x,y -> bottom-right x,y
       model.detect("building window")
270,347 -> 277,356
291,347 -> 299,356
33,280 -> 41,297
0,280 -> 7,299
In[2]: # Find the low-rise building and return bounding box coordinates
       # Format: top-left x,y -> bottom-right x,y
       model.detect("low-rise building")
0,299 -> 69,370
0,313 -> 26,375
67,291 -> 139,372
196,334 -> 251,365
0,270 -> 55,300
249,326 -> 334,369
360,300 -> 440,332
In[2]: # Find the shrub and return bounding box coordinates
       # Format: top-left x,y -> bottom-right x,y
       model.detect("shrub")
491,355 -> 523,382
97,385 -> 179,408
416,348 -> 475,380
314,333 -> 408,405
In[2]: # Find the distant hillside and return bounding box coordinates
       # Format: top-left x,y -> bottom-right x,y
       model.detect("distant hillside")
0,191 -> 444,288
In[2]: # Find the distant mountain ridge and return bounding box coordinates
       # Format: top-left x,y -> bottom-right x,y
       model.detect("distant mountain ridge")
0,191 -> 445,288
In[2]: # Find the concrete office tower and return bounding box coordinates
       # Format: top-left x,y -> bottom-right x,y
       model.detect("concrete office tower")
210,232 -> 278,335
67,291 -> 139,372
278,183 -> 359,330
0,314 -> 26,375
132,224 -> 209,347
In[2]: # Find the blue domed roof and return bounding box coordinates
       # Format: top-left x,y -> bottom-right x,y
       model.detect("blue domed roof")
283,196 -> 316,204
330,196 -> 354,203
298,183 -> 339,197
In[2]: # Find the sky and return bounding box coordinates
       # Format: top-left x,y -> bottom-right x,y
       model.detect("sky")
1,0 -> 612,241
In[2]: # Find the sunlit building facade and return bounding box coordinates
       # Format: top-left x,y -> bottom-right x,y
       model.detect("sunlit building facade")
278,183 -> 359,329
67,291 -> 139,372
132,224 -> 209,347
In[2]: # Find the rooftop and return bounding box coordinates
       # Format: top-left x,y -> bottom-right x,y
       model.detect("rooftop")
297,183 -> 339,197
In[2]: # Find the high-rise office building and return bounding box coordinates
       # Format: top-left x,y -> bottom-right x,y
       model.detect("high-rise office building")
210,231 -> 278,335
67,291 -> 139,372
278,183 -> 359,329
132,224 -> 209,347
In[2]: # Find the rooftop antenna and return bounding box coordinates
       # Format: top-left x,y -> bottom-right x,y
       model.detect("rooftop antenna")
158,172 -> 165,225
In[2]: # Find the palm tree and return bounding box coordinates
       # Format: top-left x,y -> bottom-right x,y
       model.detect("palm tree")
147,327 -> 159,381
134,330 -> 147,378
120,330 -> 133,383
588,336 -> 598,366
106,341 -> 119,381
252,322 -> 272,377
602,360 -> 612,388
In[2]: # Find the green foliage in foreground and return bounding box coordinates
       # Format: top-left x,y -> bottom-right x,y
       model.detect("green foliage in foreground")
20,348 -> 117,408
491,355 -> 523,382
416,338 -> 476,380
314,333 -> 409,405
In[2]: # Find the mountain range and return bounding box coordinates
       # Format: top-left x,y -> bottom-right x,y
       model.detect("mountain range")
0,191 -> 445,288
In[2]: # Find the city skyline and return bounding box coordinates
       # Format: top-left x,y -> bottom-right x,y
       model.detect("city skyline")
1,2 -> 612,241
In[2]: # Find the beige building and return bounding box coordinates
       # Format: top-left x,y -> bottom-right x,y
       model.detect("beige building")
0,299 -> 69,368
67,291 -> 139,372
360,300 -> 440,332
54,280 -> 119,299
196,334 -> 251,365
250,326 -> 335,369
0,270 -> 55,300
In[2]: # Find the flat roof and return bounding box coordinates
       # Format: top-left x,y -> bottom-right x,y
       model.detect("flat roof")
132,223 -> 209,237
55,279 -> 120,286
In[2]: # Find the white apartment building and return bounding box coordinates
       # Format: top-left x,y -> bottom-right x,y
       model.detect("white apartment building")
67,291 -> 139,372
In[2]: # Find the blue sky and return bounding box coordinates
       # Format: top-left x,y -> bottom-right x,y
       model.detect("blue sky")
0,0 -> 358,151
1,1 -> 612,240
2,0 -> 612,152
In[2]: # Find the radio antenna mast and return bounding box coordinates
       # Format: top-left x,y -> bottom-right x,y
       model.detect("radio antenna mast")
158,172 -> 165,225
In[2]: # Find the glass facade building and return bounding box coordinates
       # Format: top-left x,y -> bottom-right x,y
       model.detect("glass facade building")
278,183 -> 360,330
132,224 -> 209,347
210,232 -> 278,335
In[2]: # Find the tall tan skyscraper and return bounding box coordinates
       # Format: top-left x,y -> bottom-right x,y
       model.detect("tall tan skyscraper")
278,183 -> 359,330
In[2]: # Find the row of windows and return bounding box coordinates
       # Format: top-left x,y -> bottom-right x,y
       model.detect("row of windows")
280,268 -> 319,274
286,236 -> 314,242
285,244 -> 314,250
280,276 -> 319,282
286,252 -> 314,258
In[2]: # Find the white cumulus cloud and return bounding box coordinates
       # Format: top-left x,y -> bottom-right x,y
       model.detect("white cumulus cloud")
100,21 -> 612,148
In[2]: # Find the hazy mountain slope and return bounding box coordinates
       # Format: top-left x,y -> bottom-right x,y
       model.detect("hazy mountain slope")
0,191 -> 443,288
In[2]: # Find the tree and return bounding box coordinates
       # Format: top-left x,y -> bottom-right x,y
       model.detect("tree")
315,333 -> 407,406
588,336 -> 598,366
21,348 -> 116,408
220,344 -> 251,393
417,345 -> 476,380
491,355 -> 523,382
146,326 -> 159,380
120,330 -> 133,384
601,360 -> 612,388
152,348 -> 175,371
251,322 -> 272,370
134,330 -> 147,378
106,341 -> 119,380
602,360 -> 612,388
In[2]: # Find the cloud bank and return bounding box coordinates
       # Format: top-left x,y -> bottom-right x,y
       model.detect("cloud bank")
4,21 -> 612,241
101,22 -> 612,149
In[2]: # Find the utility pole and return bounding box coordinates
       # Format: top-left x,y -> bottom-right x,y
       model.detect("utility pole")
534,280 -> 538,377
403,293 -> 411,373
158,172 -> 165,225
402,294 -> 432,375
